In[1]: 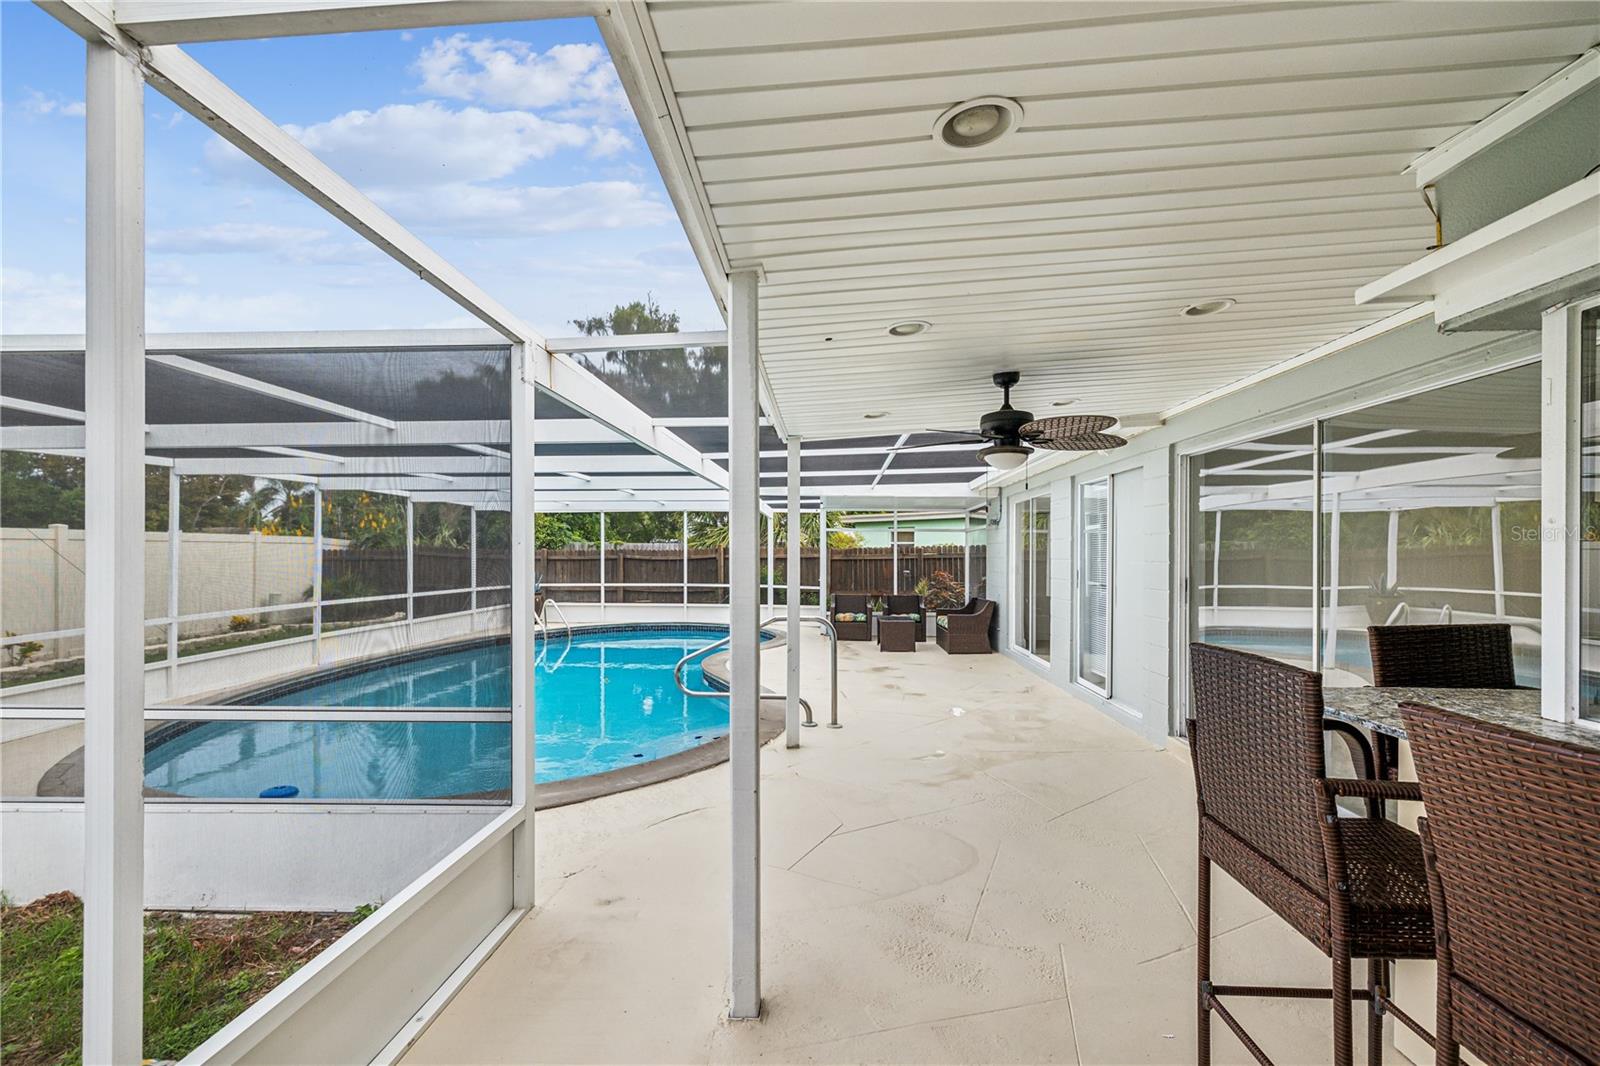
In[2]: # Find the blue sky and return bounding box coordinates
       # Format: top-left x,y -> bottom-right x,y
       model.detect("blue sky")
0,4 -> 722,336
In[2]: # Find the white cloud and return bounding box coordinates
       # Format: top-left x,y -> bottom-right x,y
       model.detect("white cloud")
372,181 -> 674,236
0,268 -> 85,333
149,222 -> 379,265
205,101 -> 627,187
413,35 -> 628,119
16,90 -> 85,118
146,290 -> 312,333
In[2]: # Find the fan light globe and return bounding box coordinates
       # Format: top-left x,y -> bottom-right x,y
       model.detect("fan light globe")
979,444 -> 1029,471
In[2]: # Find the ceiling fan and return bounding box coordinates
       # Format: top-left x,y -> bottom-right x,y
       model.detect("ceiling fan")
895,370 -> 1127,470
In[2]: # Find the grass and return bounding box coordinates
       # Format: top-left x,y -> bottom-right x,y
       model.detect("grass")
1,893 -> 365,1066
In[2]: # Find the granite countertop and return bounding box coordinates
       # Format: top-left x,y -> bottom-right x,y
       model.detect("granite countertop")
1322,686 -> 1600,752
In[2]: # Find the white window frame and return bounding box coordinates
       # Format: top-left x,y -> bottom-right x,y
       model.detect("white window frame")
1544,292 -> 1600,727
1074,476 -> 1113,697
1009,489 -> 1051,665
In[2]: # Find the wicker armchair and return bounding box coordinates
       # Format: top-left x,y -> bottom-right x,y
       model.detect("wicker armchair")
1367,624 -> 1517,689
883,593 -> 926,639
1188,643 -> 1435,1066
1401,701 -> 1600,1066
829,593 -> 873,641
935,598 -> 995,654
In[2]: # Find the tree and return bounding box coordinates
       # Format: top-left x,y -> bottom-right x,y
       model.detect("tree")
567,295 -> 726,417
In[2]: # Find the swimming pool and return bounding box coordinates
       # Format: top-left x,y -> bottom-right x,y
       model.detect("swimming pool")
141,626 -> 751,801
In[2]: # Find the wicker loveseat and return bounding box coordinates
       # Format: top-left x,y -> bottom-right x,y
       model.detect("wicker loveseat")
935,598 -> 996,654
830,593 -> 874,641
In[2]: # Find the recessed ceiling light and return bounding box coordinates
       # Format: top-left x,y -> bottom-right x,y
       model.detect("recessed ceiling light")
934,96 -> 1023,151
863,411 -> 889,419
1179,298 -> 1236,318
887,320 -> 931,337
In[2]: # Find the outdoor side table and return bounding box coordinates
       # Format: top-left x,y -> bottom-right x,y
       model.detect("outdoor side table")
878,615 -> 917,652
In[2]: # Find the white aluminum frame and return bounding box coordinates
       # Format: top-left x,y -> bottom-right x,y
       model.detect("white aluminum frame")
1073,479 -> 1112,696
1010,489 -> 1053,669
726,269 -> 762,1019
785,437 -> 802,747
80,38 -> 146,1062
1542,293 -> 1600,726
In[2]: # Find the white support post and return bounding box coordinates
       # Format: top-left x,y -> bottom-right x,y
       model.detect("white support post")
963,509 -> 971,601
405,497 -> 415,626
1386,509 -> 1400,593
1323,491 -> 1342,671
469,506 -> 478,622
727,269 -> 762,1020
785,436 -> 801,748
819,501 -> 830,613
766,511 -> 776,611
82,39 -> 145,1066
166,469 -> 180,690
599,511 -> 608,617
891,510 -> 900,594
1212,510 -> 1223,625
510,342 -> 536,907
682,510 -> 690,619
1490,501 -> 1506,620
1541,303 -> 1582,723
312,484 -> 324,662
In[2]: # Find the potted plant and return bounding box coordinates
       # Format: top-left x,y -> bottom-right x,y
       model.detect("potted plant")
1365,576 -> 1404,626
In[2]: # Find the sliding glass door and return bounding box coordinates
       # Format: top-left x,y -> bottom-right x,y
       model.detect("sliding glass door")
1013,494 -> 1050,661
1076,479 -> 1110,694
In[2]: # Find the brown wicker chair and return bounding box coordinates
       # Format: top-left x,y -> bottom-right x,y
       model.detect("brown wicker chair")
1367,624 -> 1517,689
1366,623 -> 1518,780
935,598 -> 995,654
1188,643 -> 1435,1066
1400,701 -> 1600,1066
829,593 -> 873,641
883,593 -> 926,640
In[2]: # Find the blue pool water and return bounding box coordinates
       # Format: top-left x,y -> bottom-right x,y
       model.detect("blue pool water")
142,627 -> 749,800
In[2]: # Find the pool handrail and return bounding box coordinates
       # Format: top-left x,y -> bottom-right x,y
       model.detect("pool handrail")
536,598 -> 574,670
672,615 -> 840,729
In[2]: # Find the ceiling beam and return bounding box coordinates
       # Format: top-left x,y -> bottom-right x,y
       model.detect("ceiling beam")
103,1 -> 605,46
545,331 -> 727,353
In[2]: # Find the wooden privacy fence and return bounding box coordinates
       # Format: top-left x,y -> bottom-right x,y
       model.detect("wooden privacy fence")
533,544 -> 988,604
320,545 -> 508,620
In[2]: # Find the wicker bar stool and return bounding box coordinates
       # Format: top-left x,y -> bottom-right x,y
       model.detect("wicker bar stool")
1367,624 -> 1517,690
1189,643 -> 1436,1066
1366,623 -> 1518,782
1401,702 -> 1600,1066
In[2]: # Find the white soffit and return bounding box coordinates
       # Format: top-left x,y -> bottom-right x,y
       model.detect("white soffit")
1355,175 -> 1600,328
629,0 -> 1600,440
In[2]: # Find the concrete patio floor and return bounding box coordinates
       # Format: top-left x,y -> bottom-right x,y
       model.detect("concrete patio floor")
402,633 -> 1377,1065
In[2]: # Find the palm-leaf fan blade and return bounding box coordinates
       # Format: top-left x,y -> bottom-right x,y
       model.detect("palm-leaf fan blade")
1030,432 -> 1128,451
1017,414 -> 1117,441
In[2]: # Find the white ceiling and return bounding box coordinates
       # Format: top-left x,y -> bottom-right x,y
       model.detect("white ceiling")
637,0 -> 1600,440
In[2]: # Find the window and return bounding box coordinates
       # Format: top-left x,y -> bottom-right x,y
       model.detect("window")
1013,494 -> 1050,661
1188,426 -> 1317,671
1320,362 -> 1540,687
893,529 -> 916,545
1184,361 -> 1540,726
1075,480 -> 1109,692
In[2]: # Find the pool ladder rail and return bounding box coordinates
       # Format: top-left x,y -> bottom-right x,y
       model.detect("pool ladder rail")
672,615 -> 841,729
535,598 -> 574,671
